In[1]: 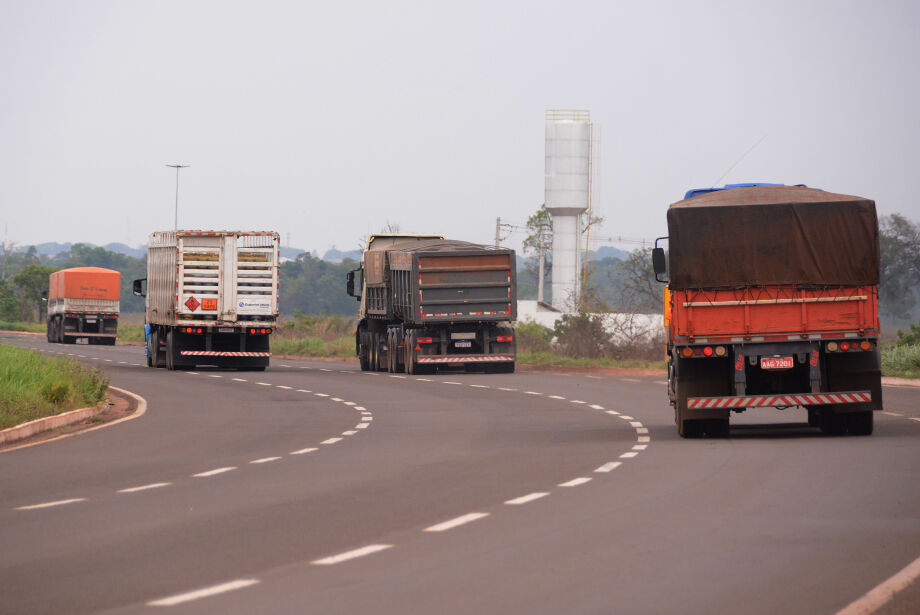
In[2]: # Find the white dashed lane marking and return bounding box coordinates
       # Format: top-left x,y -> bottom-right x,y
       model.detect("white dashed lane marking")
425,512 -> 490,532
15,498 -> 86,511
559,477 -> 592,487
290,447 -> 318,455
147,579 -> 260,607
342,430 -> 358,436
250,457 -> 281,464
193,467 -> 237,478
595,462 -> 622,473
117,482 -> 171,494
276,385 -> 292,390
312,544 -> 393,565
256,382 -> 271,386
505,492 -> 550,505
321,438 -> 342,445
619,452 -> 639,459
232,378 -> 247,382
356,423 -> 369,429
589,404 -> 605,410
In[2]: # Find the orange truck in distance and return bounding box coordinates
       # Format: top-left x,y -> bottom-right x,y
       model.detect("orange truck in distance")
652,184 -> 882,438
46,267 -> 120,345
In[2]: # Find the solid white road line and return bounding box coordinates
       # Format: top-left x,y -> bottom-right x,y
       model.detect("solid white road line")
117,482 -> 171,494
836,552 -> 920,615
505,492 -> 551,505
290,447 -> 318,455
559,477 -> 592,487
595,462 -> 622,473
193,467 -> 237,478
15,498 -> 86,511
312,544 -> 393,565
250,457 -> 281,464
147,579 -> 260,607
321,438 -> 342,444
425,512 -> 490,532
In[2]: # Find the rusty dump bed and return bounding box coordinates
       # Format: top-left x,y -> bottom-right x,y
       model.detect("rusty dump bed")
667,185 -> 879,290
366,239 -> 516,324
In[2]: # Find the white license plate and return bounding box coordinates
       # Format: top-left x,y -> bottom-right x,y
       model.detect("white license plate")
218,327 -> 233,333
85,318 -> 97,323
761,356 -> 794,370
454,340 -> 472,348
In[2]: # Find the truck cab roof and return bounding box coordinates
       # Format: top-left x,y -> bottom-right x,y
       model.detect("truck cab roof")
365,233 -> 445,251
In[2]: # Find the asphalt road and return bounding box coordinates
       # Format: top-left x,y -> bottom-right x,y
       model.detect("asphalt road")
1,332 -> 919,615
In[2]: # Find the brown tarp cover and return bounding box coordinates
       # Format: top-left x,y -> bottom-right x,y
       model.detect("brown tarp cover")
365,239 -> 498,284
667,186 -> 879,290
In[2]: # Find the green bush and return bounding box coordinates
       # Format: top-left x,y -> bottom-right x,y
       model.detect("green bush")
515,320 -> 554,353
882,344 -> 920,378
894,323 -> 920,347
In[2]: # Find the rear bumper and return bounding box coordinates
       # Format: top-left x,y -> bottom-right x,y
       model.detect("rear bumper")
180,351 -> 272,357
688,390 -> 872,409
416,354 -> 514,364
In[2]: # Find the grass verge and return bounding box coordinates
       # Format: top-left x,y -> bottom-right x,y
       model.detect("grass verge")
518,351 -> 666,371
271,336 -> 353,358
881,344 -> 920,379
0,343 -> 109,429
0,321 -> 45,333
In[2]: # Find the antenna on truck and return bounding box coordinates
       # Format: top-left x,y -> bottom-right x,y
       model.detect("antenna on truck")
710,134 -> 767,188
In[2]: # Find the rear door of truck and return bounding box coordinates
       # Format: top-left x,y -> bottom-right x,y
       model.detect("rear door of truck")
416,250 -> 515,322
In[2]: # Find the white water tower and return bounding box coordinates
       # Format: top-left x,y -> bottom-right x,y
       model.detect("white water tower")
544,109 -> 591,312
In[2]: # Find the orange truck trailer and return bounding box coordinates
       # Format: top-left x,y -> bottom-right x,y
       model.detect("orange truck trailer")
652,184 -> 882,438
47,267 -> 120,345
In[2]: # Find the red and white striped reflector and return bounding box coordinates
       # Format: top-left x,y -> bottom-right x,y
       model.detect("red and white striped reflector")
179,351 -> 271,357
416,356 -> 514,364
687,390 -> 871,409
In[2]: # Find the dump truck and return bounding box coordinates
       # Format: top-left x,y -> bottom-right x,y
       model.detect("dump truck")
133,230 -> 280,370
652,184 -> 882,437
46,267 -> 120,344
346,234 -> 517,373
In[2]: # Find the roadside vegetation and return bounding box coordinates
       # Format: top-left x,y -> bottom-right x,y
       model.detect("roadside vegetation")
272,313 -> 354,358
0,343 -> 109,429
881,324 -> 920,379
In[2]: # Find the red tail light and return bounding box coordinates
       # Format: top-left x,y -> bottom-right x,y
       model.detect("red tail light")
417,337 -> 434,344
703,346 -> 713,357
496,335 -> 513,343
250,328 -> 256,334
840,341 -> 851,351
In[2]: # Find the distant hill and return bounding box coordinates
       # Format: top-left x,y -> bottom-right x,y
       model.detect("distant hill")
280,246 -> 306,261
17,242 -> 73,256
322,247 -> 362,263
590,246 -> 629,260
103,242 -> 146,259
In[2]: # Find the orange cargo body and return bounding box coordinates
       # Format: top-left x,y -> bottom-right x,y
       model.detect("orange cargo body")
669,285 -> 879,341
48,267 -> 121,301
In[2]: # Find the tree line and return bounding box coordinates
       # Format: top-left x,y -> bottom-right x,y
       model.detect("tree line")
2,212 -> 919,324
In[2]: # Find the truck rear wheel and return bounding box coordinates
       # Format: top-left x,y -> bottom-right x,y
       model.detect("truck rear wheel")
819,407 -> 847,436
369,332 -> 379,372
405,330 -> 416,375
166,330 -> 176,371
358,330 -> 370,371
846,410 -> 873,436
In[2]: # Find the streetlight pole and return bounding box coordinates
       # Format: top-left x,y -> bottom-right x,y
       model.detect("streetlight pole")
166,164 -> 189,232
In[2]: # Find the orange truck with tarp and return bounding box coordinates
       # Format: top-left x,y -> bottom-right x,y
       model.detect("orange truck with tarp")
652,184 -> 882,438
47,267 -> 120,345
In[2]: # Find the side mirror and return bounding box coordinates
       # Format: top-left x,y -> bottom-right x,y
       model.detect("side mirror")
133,278 -> 147,298
652,238 -> 668,283
41,290 -> 48,302
345,270 -> 355,297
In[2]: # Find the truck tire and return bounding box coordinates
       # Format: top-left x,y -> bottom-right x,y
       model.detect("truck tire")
819,407 -> 847,436
846,410 -> 873,436
405,330 -> 416,375
358,330 -> 370,372
166,330 -> 176,371
369,332 -> 379,372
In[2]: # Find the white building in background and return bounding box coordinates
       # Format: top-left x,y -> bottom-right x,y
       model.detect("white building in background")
544,109 -> 592,312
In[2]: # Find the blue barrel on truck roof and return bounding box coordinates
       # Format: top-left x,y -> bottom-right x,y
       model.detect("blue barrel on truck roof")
683,183 -> 784,200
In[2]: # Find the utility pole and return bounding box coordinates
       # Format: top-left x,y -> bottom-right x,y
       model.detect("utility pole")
166,164 -> 189,232
495,217 -> 501,248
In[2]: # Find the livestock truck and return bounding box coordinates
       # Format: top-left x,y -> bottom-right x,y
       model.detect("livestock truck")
652,184 -> 882,438
133,230 -> 280,371
46,267 -> 120,344
346,234 -> 517,373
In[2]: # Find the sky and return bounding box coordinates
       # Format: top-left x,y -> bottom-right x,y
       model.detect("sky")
2,0 -> 918,256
